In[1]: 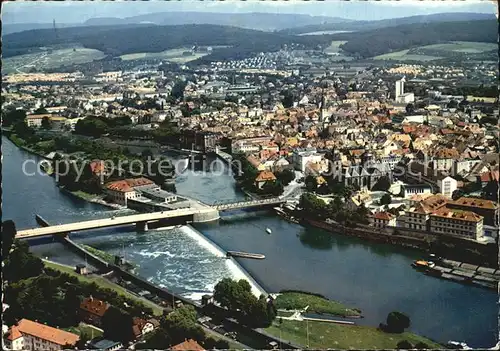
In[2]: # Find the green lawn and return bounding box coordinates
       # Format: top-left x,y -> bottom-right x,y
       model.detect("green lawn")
274,292 -> 361,317
265,319 -> 441,349
373,49 -> 442,62
420,41 -> 497,53
120,48 -> 209,63
70,190 -> 100,201
64,322 -> 103,340
43,261 -> 164,316
3,47 -> 105,74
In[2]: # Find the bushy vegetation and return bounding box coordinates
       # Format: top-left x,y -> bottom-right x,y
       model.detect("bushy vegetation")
274,291 -> 361,317
339,20 -> 497,58
299,192 -> 369,226
214,278 -> 276,328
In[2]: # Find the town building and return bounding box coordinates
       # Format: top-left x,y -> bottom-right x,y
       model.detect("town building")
370,211 -> 397,228
447,197 -> 499,226
398,194 -> 448,231
79,296 -> 110,327
437,176 -> 458,198
88,339 -> 123,351
429,207 -> 484,240
171,339 -> 205,351
254,170 -> 277,189
134,184 -> 178,203
104,177 -> 154,206
4,319 -> 80,351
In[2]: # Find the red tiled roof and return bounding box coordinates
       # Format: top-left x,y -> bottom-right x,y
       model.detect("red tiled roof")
80,297 -> 110,317
255,170 -> 277,182
6,325 -> 22,341
171,339 -> 205,351
374,211 -> 395,220
106,177 -> 154,193
431,207 -> 483,223
480,170 -> 499,183
451,197 -> 498,210
8,319 -> 79,346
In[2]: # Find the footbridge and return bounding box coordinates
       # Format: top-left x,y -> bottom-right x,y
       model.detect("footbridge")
15,197 -> 286,239
214,197 -> 285,211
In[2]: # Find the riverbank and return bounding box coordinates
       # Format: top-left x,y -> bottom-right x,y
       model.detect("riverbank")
265,319 -> 442,349
274,291 -> 361,318
299,216 -> 498,268
60,187 -> 123,210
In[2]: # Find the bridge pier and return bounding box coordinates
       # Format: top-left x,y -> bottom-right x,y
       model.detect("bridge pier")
136,221 -> 149,232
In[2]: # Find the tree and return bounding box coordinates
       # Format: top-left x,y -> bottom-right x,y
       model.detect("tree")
414,341 -> 430,349
372,176 -> 391,192
276,169 -> 295,186
380,193 -> 392,206
386,311 -> 411,333
162,305 -> 204,345
74,117 -> 109,137
305,175 -> 318,192
2,220 -> 16,259
405,103 -> 414,114
34,107 -> 49,114
282,90 -> 295,108
2,109 -> 27,127
446,100 -> 458,109
141,149 -> 154,158
171,81 -> 187,100
3,240 -> 44,283
451,189 -> 465,201
102,306 -> 135,343
396,340 -> 414,349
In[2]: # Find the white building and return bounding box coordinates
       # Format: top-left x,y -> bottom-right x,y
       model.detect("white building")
429,207 -> 484,241
395,77 -> 405,100
4,319 -> 80,350
437,176 -> 458,198
292,150 -> 324,172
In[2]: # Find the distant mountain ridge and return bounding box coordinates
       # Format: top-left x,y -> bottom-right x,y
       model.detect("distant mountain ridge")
4,11 -> 493,35
279,12 -> 497,34
82,11 -> 355,31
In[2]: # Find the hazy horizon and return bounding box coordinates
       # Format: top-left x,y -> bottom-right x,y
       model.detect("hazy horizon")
3,0 -> 497,24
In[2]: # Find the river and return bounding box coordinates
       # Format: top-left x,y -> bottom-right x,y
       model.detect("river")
2,136 -> 497,348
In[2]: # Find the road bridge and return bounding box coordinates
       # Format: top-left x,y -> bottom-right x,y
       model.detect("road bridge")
16,207 -> 219,239
16,197 -> 286,239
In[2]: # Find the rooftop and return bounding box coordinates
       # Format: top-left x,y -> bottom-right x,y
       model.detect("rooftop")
7,319 -> 80,346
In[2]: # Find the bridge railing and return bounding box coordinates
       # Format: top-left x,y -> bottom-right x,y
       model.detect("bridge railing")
213,197 -> 284,210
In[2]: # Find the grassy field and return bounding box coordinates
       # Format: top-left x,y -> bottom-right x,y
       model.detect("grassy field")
266,319 -> 441,349
3,47 -> 105,74
65,322 -> 103,340
43,261 -> 164,316
373,49 -> 442,62
120,48 -> 208,63
420,41 -> 497,53
275,292 -> 361,317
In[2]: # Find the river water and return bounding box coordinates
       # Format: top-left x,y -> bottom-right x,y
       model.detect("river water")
2,136 -> 498,348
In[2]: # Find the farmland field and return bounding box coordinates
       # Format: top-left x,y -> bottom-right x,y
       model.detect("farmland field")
120,46 -> 231,63
323,40 -> 353,61
419,41 -> 497,53
373,49 -> 442,62
2,47 -> 105,74
373,41 -> 496,62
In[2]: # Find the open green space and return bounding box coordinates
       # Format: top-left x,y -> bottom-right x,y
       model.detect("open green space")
64,322 -> 103,340
419,41 -> 497,53
324,40 -> 348,53
3,47 -> 105,74
43,261 -> 163,316
274,291 -> 361,317
373,49 -> 442,62
120,47 -> 209,62
265,319 -> 441,349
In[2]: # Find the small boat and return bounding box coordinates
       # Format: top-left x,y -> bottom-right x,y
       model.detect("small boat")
411,260 -> 435,270
266,228 -> 272,234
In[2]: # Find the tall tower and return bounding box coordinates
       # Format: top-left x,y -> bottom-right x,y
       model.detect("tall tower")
395,76 -> 405,101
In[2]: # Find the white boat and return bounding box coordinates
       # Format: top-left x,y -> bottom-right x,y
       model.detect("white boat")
266,228 -> 272,234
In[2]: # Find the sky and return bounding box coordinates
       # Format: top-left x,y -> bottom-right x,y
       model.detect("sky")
2,0 -> 497,24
